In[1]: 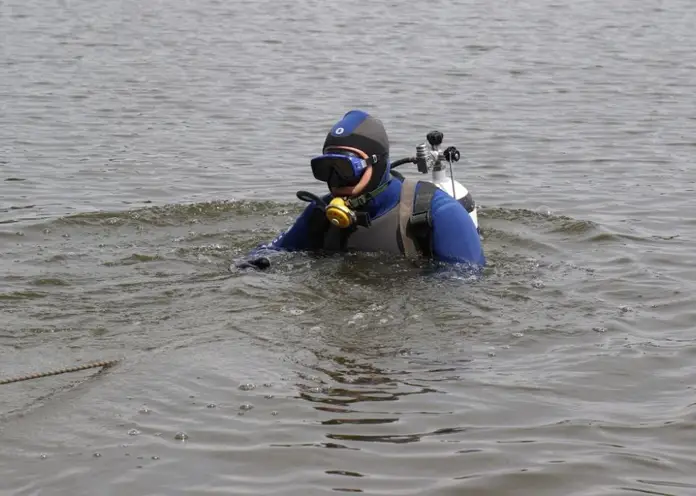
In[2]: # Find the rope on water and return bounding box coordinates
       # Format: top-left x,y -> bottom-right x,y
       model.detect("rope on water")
0,359 -> 121,385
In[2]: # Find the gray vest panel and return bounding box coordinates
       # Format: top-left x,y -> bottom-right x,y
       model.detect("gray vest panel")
345,203 -> 402,254
322,178 -> 423,257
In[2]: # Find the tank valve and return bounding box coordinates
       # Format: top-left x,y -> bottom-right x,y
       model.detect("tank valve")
415,143 -> 429,173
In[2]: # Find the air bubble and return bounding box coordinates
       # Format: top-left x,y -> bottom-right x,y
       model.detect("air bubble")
348,312 -> 365,324
174,432 -> 188,441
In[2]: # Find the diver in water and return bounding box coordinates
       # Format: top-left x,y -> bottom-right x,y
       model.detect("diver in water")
235,110 -> 486,270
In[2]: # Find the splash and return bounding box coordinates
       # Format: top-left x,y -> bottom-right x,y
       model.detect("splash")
46,200 -> 305,228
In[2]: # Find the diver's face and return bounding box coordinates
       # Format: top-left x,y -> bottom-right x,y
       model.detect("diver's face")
330,166 -> 373,197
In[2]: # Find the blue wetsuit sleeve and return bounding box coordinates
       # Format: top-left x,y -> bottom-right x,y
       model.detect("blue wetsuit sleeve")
429,188 -> 486,267
253,202 -> 319,253
234,202 -> 320,269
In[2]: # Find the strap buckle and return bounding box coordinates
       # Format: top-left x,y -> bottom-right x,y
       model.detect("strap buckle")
409,210 -> 431,235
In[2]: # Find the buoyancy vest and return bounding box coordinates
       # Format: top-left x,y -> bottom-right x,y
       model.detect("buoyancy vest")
303,175 -> 437,259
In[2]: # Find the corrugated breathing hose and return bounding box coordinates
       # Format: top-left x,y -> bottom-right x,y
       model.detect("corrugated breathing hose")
0,359 -> 121,385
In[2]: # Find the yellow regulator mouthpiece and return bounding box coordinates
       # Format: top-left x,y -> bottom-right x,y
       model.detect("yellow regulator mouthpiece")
325,197 -> 356,229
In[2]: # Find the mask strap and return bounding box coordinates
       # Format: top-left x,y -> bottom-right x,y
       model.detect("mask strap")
345,179 -> 390,209
324,147 -> 383,167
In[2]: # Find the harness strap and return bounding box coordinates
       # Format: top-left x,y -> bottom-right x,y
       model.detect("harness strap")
408,181 -> 437,258
398,179 -> 419,259
305,205 -> 331,250
323,224 -> 353,251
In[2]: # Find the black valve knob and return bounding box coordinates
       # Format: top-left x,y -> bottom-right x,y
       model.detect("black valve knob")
444,146 -> 460,162
426,131 -> 443,147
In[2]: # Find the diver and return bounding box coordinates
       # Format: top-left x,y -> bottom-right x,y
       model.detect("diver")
234,109 -> 486,271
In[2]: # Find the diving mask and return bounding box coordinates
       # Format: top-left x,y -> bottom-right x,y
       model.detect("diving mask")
310,149 -> 380,188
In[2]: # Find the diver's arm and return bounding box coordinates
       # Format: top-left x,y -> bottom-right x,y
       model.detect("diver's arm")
429,190 -> 486,268
232,202 -> 318,270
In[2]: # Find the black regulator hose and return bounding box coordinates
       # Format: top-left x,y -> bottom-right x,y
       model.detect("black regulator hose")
390,157 -> 416,168
296,190 -> 326,207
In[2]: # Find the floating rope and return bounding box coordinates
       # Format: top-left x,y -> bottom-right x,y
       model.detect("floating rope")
0,359 -> 121,385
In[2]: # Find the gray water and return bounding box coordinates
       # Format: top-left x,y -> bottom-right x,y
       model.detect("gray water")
2,0 -> 696,494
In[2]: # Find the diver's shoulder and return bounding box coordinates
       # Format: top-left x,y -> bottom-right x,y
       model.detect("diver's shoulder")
420,183 -> 463,211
